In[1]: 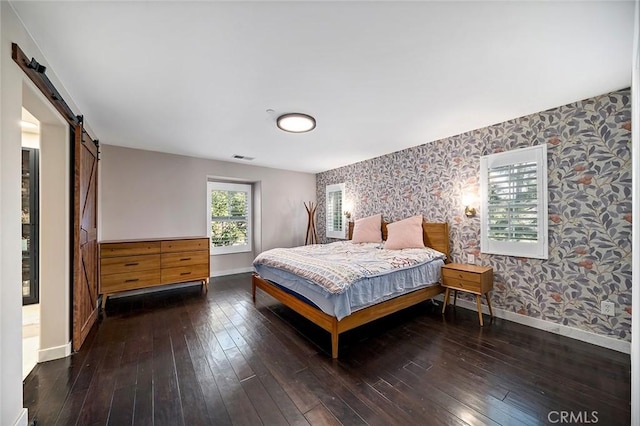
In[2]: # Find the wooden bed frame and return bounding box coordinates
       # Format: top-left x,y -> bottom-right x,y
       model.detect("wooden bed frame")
252,220 -> 449,358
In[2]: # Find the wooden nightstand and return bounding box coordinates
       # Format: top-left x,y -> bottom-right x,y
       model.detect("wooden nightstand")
441,263 -> 494,326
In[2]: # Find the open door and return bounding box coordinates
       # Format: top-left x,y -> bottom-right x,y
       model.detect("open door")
72,124 -> 99,351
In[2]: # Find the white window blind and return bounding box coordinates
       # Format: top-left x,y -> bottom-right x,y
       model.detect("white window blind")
326,183 -> 345,239
480,145 -> 548,259
207,181 -> 252,255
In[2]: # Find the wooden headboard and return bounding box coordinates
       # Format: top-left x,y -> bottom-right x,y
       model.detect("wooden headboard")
348,220 -> 450,261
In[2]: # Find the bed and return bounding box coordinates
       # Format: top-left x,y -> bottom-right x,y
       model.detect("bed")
252,220 -> 449,358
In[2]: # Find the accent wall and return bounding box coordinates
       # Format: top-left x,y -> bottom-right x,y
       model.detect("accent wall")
317,89 -> 632,343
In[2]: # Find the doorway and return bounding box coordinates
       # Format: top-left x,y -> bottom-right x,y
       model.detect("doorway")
21,107 -> 40,379
21,82 -> 72,375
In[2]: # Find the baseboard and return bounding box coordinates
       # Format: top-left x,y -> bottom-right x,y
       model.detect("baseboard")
211,266 -> 254,278
13,408 -> 28,426
435,295 -> 631,354
38,341 -> 71,362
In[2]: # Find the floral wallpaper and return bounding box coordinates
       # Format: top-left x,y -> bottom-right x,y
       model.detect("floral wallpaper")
317,90 -> 632,342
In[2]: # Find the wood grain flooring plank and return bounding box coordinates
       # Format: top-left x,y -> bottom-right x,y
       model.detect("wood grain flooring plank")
153,370 -> 185,426
193,316 -> 262,425
190,355 -> 233,426
218,298 -> 311,426
170,327 -> 212,424
107,384 -> 136,426
240,375 -> 289,425
52,388 -> 87,426
304,403 -> 342,426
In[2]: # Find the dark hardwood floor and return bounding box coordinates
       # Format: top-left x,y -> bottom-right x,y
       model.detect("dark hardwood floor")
24,273 -> 631,425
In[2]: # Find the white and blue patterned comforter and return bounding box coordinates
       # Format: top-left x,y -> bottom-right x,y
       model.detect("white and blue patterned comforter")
253,241 -> 446,295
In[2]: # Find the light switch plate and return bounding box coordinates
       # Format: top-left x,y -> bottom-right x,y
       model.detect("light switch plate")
467,254 -> 475,264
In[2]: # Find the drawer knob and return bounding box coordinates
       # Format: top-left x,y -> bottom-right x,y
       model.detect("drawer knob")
125,278 -> 139,283
124,262 -> 139,267
180,257 -> 191,261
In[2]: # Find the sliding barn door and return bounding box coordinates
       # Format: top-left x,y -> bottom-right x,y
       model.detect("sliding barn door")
72,124 -> 99,351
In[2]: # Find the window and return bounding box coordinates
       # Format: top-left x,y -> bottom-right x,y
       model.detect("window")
207,181 -> 252,254
480,144 -> 548,259
326,183 -> 345,239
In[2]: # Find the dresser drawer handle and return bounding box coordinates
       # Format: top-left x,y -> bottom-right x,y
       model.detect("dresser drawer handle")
124,262 -> 139,267
180,272 -> 192,276
180,257 -> 191,261
457,274 -> 463,278
125,278 -> 139,283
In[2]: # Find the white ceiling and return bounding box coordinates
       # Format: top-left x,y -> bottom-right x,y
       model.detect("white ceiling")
10,1 -> 635,174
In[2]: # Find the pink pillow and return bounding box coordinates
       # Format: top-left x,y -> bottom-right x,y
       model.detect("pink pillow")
352,214 -> 383,243
384,215 -> 425,249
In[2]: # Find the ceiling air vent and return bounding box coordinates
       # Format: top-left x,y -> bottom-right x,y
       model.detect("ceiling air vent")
232,154 -> 254,161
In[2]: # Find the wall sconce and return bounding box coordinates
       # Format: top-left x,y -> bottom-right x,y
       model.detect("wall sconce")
462,193 -> 477,218
464,205 -> 477,218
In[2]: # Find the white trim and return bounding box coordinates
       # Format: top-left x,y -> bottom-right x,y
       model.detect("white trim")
437,295 -> 631,354
13,409 -> 28,426
38,341 -> 71,363
207,181 -> 253,255
210,266 -> 254,278
326,183 -> 346,239
480,144 -> 548,259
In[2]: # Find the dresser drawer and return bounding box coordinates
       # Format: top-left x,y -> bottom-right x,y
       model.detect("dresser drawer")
100,270 -> 161,293
442,268 -> 481,283
442,276 -> 481,293
100,241 -> 161,258
101,254 -> 160,275
161,251 -> 209,268
161,264 -> 209,284
161,238 -> 209,253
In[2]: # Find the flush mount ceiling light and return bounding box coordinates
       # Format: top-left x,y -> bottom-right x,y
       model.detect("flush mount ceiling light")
276,113 -> 316,133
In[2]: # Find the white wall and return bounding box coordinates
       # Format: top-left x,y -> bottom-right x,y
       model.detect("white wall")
1,3 -> 83,424
37,122 -> 70,361
99,145 -> 317,276
1,3 -> 27,423
21,131 -> 38,149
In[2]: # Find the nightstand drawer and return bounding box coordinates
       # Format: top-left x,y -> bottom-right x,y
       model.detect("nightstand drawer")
442,268 -> 481,283
442,276 -> 481,293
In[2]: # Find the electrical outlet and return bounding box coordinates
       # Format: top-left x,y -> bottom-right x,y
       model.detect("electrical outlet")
467,253 -> 475,264
601,301 -> 615,316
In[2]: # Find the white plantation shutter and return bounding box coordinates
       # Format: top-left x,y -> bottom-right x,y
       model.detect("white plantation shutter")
480,145 -> 548,259
326,183 -> 345,239
207,181 -> 252,254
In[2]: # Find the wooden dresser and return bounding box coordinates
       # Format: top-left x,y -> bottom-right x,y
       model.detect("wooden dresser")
99,237 -> 210,308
